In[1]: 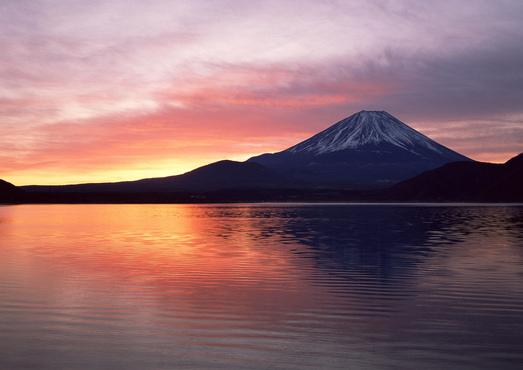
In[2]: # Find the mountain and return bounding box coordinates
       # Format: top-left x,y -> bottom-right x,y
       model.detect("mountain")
0,179 -> 25,203
22,160 -> 292,193
386,153 -> 523,202
247,110 -> 473,188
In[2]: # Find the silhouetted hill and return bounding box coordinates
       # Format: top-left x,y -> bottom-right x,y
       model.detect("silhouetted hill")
22,160 -> 294,193
20,159 -> 389,203
480,153 -> 523,202
248,111 -> 472,188
386,153 -> 523,202
0,179 -> 25,203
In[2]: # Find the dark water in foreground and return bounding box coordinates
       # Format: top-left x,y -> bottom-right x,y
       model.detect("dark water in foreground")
0,204 -> 522,370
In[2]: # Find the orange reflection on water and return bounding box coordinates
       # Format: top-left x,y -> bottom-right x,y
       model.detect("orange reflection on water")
0,204 -> 324,324
2,204 -> 523,370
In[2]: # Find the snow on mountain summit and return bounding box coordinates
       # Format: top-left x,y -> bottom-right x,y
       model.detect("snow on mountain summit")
247,110 -> 472,188
287,110 -> 443,158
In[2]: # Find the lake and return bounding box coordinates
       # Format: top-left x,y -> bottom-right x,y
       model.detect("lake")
1,203 -> 522,369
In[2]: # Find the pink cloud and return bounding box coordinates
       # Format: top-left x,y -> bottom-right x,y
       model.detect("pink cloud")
1,0 -> 523,185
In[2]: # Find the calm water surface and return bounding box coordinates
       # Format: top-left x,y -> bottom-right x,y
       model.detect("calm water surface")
0,204 -> 522,369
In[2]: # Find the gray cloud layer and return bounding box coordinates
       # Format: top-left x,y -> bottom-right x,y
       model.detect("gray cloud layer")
1,0 -> 522,184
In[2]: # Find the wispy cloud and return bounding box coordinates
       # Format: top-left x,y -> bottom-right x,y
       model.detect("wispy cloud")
1,0 -> 522,184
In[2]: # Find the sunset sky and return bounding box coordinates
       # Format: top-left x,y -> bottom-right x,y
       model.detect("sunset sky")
1,0 -> 523,186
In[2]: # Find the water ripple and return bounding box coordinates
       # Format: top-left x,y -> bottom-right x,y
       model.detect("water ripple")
0,204 -> 522,369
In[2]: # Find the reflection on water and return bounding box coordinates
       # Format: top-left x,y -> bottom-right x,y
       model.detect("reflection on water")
0,204 -> 522,370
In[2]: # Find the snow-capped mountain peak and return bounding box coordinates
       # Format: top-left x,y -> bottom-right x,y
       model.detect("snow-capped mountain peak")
287,110 -> 443,157
246,110 -> 472,188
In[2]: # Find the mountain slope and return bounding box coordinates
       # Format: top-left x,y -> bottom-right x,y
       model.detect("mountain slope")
247,111 -> 472,188
22,160 -> 292,193
0,179 -> 25,203
386,153 -> 523,202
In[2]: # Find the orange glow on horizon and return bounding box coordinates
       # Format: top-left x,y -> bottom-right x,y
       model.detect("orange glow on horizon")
1,73 -> 519,187
1,1 -> 522,188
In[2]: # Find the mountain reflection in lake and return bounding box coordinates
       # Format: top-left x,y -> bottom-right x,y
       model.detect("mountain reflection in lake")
0,204 -> 522,370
